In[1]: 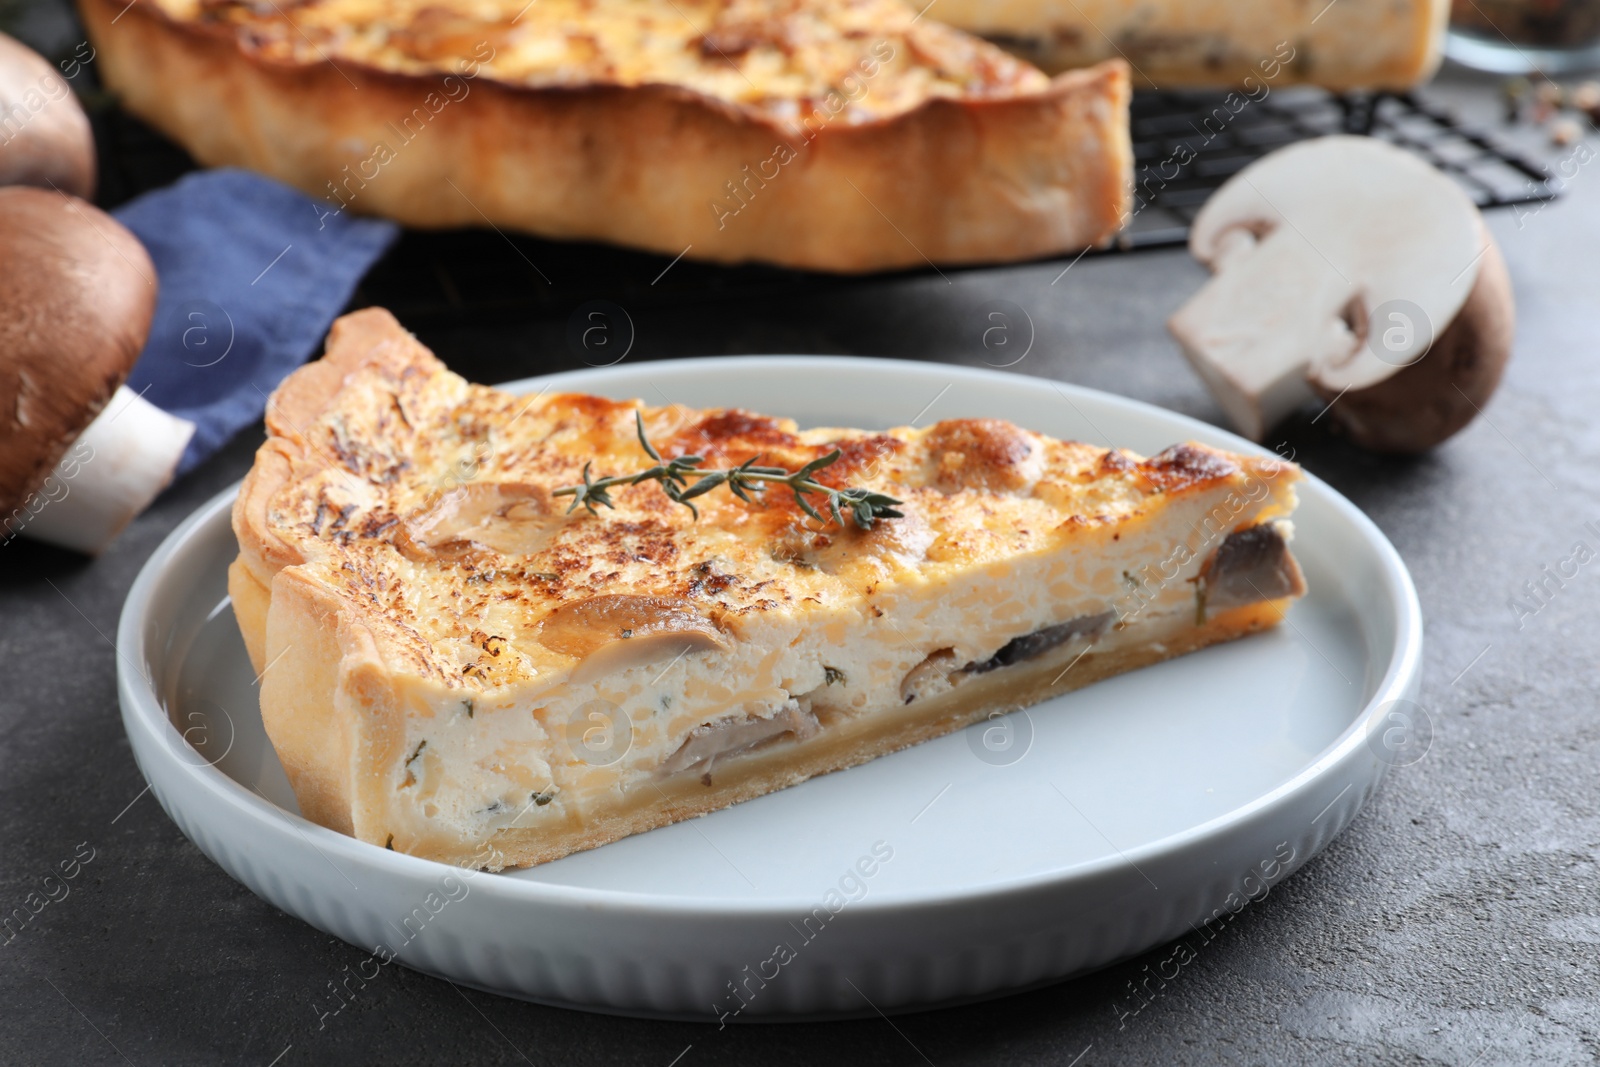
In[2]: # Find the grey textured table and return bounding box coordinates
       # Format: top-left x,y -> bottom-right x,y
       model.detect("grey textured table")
4,15 -> 1600,1060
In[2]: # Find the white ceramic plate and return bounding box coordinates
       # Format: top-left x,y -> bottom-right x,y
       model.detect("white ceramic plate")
118,357 -> 1422,1019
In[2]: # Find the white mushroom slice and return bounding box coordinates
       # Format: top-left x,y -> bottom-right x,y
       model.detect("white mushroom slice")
538,594 -> 727,683
659,698 -> 820,776
395,482 -> 559,560
901,648 -> 960,704
961,610 -> 1115,676
1168,136 -> 1513,452
1198,522 -> 1307,617
568,630 -> 726,685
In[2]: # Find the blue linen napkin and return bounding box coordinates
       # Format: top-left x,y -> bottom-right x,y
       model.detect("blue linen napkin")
116,169 -> 400,475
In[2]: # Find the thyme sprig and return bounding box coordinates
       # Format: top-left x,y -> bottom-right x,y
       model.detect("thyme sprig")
554,412 -> 904,530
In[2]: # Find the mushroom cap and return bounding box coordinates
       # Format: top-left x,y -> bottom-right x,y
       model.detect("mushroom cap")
0,186 -> 157,520
0,32 -> 96,199
1310,230 -> 1515,453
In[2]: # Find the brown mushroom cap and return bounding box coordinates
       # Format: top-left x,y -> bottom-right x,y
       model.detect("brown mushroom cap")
0,186 -> 157,519
1310,233 -> 1515,454
0,33 -> 96,198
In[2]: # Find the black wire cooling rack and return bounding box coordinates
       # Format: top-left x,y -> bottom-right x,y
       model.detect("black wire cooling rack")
1117,87 -> 1557,250
88,86 -> 1558,323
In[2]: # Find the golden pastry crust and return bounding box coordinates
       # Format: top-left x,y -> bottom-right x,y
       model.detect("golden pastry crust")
231,309 -> 1306,869
79,0 -> 1133,272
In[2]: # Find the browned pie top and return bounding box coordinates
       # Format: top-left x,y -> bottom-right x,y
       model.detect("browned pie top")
150,0 -> 1054,123
238,309 -> 1298,691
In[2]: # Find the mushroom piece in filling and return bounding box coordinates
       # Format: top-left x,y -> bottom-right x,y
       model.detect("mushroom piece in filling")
658,522 -> 1304,775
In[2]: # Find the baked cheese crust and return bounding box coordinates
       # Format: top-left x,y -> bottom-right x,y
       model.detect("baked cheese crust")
231,308 -> 1306,869
80,0 -> 1133,272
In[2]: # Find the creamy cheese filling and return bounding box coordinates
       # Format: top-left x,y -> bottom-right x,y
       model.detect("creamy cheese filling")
389,514 -> 1301,842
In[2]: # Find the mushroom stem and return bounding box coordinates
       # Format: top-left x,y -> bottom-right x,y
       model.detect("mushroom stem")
21,385 -> 195,554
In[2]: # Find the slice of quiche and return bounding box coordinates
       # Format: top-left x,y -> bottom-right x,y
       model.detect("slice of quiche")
80,0 -> 1131,273
231,308 -> 1306,870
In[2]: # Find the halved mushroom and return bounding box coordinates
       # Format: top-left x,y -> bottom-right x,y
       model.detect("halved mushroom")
538,594 -> 727,682
1168,136 -> 1514,453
